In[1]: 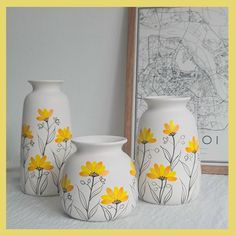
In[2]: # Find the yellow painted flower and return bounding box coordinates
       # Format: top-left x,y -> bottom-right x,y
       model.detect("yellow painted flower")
55,127 -> 72,143
137,128 -> 157,144
147,164 -> 177,182
130,161 -> 136,176
185,136 -> 199,154
60,174 -> 74,193
163,120 -> 179,136
28,154 -> 54,171
36,108 -> 53,121
22,124 -> 33,139
79,161 -> 109,177
101,187 -> 128,205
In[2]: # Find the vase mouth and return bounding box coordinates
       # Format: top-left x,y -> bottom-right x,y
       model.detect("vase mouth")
28,80 -> 64,84
144,96 -> 190,102
72,135 -> 127,146
28,80 -> 64,91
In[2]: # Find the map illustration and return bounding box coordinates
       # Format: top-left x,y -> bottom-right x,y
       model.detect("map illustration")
135,8 -> 228,163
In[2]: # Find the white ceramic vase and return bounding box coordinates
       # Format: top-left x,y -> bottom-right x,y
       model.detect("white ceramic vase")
20,80 -> 73,196
136,96 -> 201,205
60,135 -> 138,222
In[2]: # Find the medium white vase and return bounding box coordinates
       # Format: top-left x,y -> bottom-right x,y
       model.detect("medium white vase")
60,135 -> 138,222
20,80 -> 73,196
136,96 -> 201,205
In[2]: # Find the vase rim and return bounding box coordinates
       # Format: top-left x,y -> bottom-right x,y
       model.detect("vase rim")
28,80 -> 64,83
144,96 -> 190,102
72,135 -> 127,146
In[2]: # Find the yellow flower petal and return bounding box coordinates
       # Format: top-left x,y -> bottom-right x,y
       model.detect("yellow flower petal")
137,128 -> 157,144
28,154 -> 53,171
60,174 -> 74,192
147,164 -> 177,182
101,186 -> 128,205
22,124 -> 33,139
146,173 -> 158,179
130,161 -> 136,176
185,136 -> 199,153
163,120 -> 179,136
55,127 -> 72,143
79,161 -> 109,177
36,108 -> 53,121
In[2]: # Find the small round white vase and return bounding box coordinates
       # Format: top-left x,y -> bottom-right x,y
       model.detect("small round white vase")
60,135 -> 138,222
136,96 -> 201,205
20,80 -> 73,196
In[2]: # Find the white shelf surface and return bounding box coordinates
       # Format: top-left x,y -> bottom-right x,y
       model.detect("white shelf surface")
7,167 -> 228,229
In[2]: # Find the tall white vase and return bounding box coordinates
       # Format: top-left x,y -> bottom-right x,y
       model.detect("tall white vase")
20,80 -> 73,196
60,135 -> 137,221
136,96 -> 201,205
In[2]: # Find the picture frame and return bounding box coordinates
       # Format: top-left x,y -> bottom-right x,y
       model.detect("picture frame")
124,7 -> 228,175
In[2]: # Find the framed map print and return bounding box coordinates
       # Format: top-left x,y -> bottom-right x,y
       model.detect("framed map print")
124,7 -> 228,174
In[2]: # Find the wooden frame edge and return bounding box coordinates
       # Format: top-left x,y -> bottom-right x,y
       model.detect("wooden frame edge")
201,165 -> 228,175
124,7 -> 136,156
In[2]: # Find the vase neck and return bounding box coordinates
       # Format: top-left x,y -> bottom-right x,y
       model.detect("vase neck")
72,135 -> 127,154
28,80 -> 63,92
144,96 -> 190,110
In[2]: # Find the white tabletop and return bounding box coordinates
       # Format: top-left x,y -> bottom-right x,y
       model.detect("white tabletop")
7,167 -> 228,229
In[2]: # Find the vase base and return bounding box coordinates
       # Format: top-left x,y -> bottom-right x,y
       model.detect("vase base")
139,195 -> 199,206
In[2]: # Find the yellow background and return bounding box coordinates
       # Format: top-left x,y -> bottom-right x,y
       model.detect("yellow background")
0,0 -> 234,235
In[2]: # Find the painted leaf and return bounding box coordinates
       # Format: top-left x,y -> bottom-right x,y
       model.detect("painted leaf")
67,201 -> 73,215
91,185 -> 103,200
40,175 -> 48,195
37,135 -> 44,155
48,128 -> 56,143
180,179 -> 187,204
100,204 -> 112,221
181,161 -> 191,177
115,202 -> 129,219
73,205 -> 87,220
88,202 -> 99,219
142,159 -> 151,173
148,183 -> 160,204
139,179 -> 147,199
51,171 -> 58,187
77,186 -> 88,210
171,151 -> 181,170
64,145 -> 73,160
160,146 -> 172,162
29,176 -> 36,193
190,168 -> 199,188
52,151 -> 61,169
163,185 -> 173,204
